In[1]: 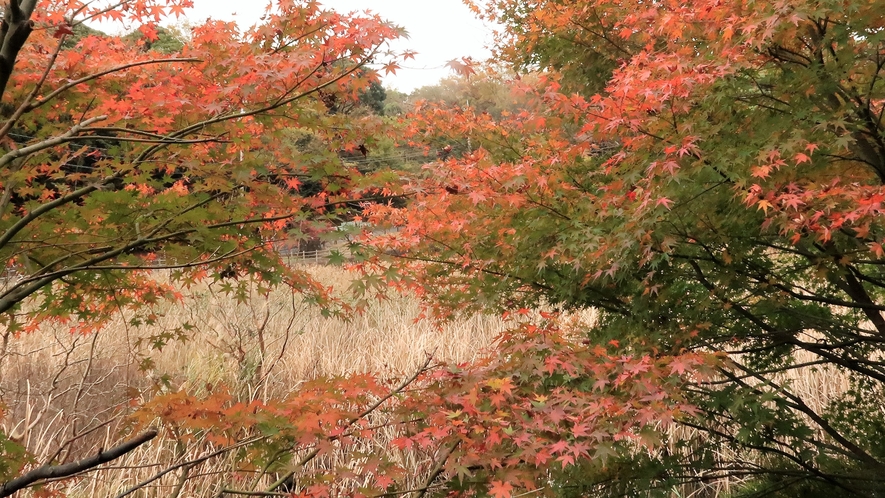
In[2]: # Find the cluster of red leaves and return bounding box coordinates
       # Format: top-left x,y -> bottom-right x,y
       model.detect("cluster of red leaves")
132,318 -> 716,497
135,373 -> 387,447
390,320 -> 717,493
133,372 -> 399,495
364,0 -> 885,297
31,1 -> 194,26
354,0 -> 885,491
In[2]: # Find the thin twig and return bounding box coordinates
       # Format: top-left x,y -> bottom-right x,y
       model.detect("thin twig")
112,435 -> 267,498
415,440 -> 460,498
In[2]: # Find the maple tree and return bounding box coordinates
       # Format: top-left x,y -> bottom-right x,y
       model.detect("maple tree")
0,0 -> 412,331
0,0 -> 419,494
361,0 -> 885,495
5,0 -> 885,496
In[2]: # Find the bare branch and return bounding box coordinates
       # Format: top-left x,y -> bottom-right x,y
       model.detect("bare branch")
415,441 -> 459,498
0,429 -> 158,497
0,114 -> 107,168
112,435 -> 267,498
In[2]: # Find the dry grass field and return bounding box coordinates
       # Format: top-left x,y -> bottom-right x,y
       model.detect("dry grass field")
0,264 -> 510,497
0,264 -> 859,497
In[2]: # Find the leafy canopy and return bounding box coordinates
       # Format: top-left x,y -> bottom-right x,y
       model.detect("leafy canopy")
364,0 -> 885,494
0,0 -> 403,332
5,0 -> 885,495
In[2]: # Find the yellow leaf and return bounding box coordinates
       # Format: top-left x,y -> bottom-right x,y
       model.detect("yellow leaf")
756,200 -> 772,214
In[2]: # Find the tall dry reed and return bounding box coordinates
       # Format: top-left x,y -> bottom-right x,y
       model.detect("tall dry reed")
0,265 -> 859,497
0,264 -> 508,497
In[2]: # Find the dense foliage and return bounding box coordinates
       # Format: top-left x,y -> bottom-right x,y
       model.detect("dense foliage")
364,0 -> 885,495
5,0 -> 885,496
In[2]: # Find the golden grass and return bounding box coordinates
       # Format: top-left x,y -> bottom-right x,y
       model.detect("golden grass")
143,264 -> 507,393
0,264 -> 509,497
0,264 -> 864,497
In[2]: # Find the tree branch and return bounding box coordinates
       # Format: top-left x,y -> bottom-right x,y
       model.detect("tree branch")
0,429 -> 158,497
0,114 -> 107,168
113,435 -> 267,498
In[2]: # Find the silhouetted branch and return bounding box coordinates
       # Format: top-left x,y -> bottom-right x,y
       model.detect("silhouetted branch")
0,429 -> 158,497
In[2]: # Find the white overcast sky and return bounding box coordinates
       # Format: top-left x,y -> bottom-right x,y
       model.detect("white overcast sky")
179,1 -> 495,92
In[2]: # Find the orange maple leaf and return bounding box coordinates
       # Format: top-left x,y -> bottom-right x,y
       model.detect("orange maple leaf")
489,480 -> 513,498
